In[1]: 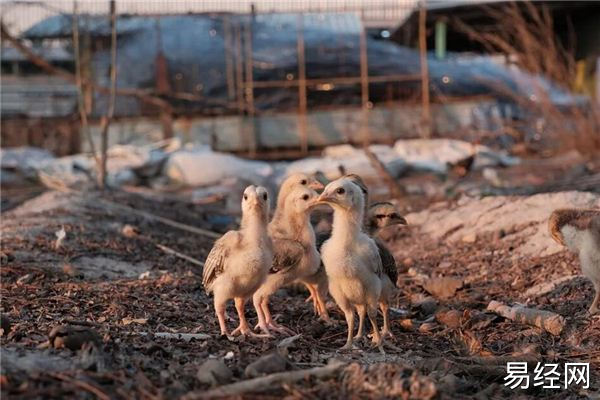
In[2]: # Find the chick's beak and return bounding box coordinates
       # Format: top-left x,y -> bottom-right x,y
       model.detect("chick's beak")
395,215 -> 408,225
316,192 -> 337,206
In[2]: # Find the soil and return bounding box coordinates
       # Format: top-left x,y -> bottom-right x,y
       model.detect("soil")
1,161 -> 599,399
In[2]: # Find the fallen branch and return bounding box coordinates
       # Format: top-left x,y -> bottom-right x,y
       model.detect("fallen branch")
48,372 -> 111,400
137,332 -> 211,342
523,275 -> 579,298
155,244 -> 205,267
486,300 -> 565,336
182,361 -> 346,399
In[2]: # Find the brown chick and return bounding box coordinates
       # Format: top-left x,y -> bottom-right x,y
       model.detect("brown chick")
316,177 -> 384,350
253,186 -> 321,335
202,185 -> 273,337
549,208 -> 600,314
366,202 -> 407,337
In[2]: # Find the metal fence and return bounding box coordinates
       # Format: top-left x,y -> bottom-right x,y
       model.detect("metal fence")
1,0 -> 430,157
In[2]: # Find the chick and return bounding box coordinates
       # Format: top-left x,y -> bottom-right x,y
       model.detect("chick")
273,173 -> 324,221
202,185 -> 273,337
366,202 -> 408,337
316,177 -> 384,349
253,186 -> 320,335
272,173 -> 330,323
549,208 -> 600,314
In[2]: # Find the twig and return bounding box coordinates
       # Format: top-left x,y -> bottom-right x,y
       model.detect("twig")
48,372 -> 111,400
182,361 -> 346,399
155,244 -> 205,267
98,0 -> 118,189
523,275 -> 579,298
487,300 -> 566,336
136,332 -> 211,341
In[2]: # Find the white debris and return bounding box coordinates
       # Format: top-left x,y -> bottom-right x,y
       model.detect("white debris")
163,147 -> 273,187
286,144 -> 407,181
393,138 -> 519,173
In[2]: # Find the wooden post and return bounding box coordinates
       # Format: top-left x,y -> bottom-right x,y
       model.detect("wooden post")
297,14 -> 308,155
223,15 -> 235,101
98,0 -> 117,188
418,0 -> 431,138
234,22 -> 244,113
244,18 -> 256,157
359,24 -> 370,147
72,1 -> 99,167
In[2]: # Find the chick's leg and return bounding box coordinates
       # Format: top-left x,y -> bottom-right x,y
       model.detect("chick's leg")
305,284 -> 319,314
252,293 -> 272,336
315,283 -> 331,323
354,305 -> 365,340
262,298 -> 296,336
380,301 -> 394,338
214,298 -> 229,336
368,306 -> 383,350
340,308 -> 355,350
231,297 -> 269,338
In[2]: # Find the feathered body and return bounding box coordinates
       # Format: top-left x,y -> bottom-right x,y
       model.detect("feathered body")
253,176 -> 323,334
202,185 -> 272,336
317,178 -> 384,349
549,208 -> 600,314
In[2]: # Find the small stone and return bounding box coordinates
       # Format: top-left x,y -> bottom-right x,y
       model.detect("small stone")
437,261 -> 452,269
1,314 -> 12,336
49,325 -> 100,351
414,297 -> 438,316
196,359 -> 232,385
244,352 -> 289,378
403,257 -> 414,267
461,233 -> 477,243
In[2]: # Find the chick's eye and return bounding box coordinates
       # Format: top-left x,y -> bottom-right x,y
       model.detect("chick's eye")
336,187 -> 345,195
302,194 -> 309,201
300,179 -> 307,185
263,193 -> 267,201
376,214 -> 385,219
243,195 -> 248,201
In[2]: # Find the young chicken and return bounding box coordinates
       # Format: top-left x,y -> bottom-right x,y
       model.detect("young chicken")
202,185 -> 273,337
549,208 -> 600,314
366,202 -> 408,337
253,186 -> 321,335
311,175 -> 407,337
316,177 -> 384,350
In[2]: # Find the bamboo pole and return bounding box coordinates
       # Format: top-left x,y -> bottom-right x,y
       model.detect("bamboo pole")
98,0 -> 117,189
72,1 -> 99,167
418,0 -> 431,138
297,14 -> 308,155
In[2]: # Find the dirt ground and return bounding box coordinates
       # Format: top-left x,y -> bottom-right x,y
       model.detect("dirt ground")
1,157 -> 599,399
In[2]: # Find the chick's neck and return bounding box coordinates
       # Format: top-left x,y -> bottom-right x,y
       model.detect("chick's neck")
281,207 -> 315,245
241,209 -> 268,245
330,207 -> 363,244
